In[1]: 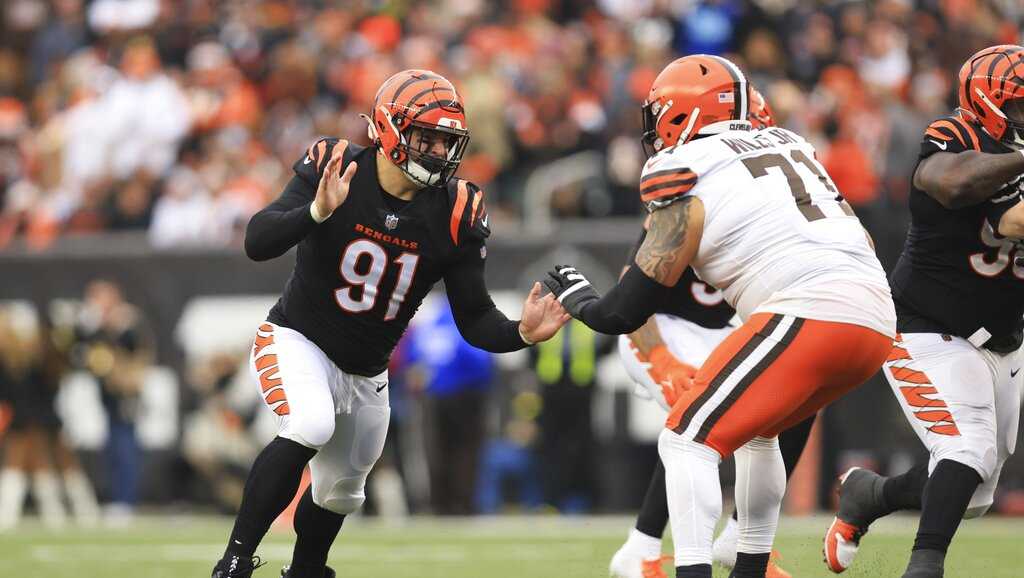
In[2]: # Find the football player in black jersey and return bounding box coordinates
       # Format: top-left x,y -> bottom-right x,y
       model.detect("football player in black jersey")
823,45 -> 1024,578
211,70 -> 568,578
609,95 -> 810,578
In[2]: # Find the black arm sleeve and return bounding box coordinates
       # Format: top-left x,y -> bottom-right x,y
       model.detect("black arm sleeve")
577,265 -> 671,334
444,246 -> 528,353
244,175 -> 318,261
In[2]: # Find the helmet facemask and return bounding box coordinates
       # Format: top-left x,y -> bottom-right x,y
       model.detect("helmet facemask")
398,121 -> 469,187
1000,97 -> 1024,150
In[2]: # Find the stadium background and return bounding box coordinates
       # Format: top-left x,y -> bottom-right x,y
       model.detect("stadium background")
0,0 -> 1023,559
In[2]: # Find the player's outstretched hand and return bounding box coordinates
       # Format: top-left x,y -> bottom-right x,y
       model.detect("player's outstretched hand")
313,147 -> 357,221
519,282 -> 571,344
542,264 -> 599,318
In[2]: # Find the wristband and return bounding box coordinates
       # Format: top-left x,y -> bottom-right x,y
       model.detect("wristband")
310,202 -> 332,224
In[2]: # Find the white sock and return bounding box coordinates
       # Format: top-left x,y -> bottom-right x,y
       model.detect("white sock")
734,436 -> 785,555
712,515 -> 739,567
32,471 -> 68,528
625,527 -> 663,559
0,469 -> 28,530
658,429 -> 722,567
63,470 -> 101,527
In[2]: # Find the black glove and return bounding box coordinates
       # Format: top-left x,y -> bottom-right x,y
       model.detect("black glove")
543,265 -> 600,318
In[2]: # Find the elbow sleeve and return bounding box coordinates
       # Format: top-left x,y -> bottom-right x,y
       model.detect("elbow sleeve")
579,266 -> 669,334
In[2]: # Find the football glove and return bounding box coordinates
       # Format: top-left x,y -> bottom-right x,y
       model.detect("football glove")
543,264 -> 599,318
646,345 -> 697,407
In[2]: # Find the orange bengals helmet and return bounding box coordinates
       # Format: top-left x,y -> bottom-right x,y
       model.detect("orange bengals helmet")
641,54 -> 752,156
749,85 -> 775,129
957,45 -> 1024,148
365,69 -> 470,186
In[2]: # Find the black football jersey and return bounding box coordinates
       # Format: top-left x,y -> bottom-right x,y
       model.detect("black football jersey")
661,268 -> 735,329
889,113 -> 1024,352
264,138 -> 491,375
627,231 -> 735,329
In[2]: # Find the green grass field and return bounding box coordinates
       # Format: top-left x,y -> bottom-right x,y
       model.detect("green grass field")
3,514 -> 1021,577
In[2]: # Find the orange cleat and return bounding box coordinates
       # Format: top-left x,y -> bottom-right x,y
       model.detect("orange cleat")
640,555 -> 672,578
766,550 -> 793,578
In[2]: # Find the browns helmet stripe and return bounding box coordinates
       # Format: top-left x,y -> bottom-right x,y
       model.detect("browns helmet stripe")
706,54 -> 747,121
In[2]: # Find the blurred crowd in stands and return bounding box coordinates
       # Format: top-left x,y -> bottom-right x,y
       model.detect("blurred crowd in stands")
0,0 -> 1020,250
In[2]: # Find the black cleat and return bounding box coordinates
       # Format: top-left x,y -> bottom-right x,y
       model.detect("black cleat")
823,467 -> 887,573
836,467 -> 888,528
212,555 -> 267,578
280,565 -> 336,578
901,549 -> 944,578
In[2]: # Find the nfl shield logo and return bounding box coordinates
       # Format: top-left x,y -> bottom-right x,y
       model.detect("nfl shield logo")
384,214 -> 399,230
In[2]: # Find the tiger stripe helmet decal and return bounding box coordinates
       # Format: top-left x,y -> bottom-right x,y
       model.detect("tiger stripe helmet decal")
367,69 -> 470,187
957,44 -> 1024,148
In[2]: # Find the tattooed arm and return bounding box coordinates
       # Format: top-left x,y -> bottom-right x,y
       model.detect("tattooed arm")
546,197 -> 705,335
634,196 -> 704,286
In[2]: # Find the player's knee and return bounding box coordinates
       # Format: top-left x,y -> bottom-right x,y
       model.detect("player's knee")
658,428 -> 722,464
286,414 -> 336,450
312,475 -> 366,515
933,445 -> 996,483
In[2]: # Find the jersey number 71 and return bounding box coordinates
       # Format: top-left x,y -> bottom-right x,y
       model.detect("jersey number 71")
742,150 -> 841,222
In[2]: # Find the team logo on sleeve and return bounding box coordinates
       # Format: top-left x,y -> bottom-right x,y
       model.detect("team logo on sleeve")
384,214 -> 399,230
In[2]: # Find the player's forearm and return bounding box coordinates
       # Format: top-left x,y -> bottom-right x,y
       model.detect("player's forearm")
244,204 -> 318,261
628,316 -> 664,356
921,150 -> 1024,209
452,307 -> 528,352
577,266 -> 667,335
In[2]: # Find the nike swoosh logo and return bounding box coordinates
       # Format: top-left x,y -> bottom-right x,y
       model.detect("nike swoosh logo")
481,214 -> 489,228
303,156 -> 312,165
376,383 -> 388,393
929,139 -> 948,150
1012,368 -> 1020,378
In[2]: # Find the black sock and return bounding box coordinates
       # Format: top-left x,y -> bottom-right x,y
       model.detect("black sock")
882,463 -> 928,513
289,486 -> 346,577
676,564 -> 712,578
636,459 -> 668,538
779,415 -> 815,477
730,552 -> 771,578
913,459 -> 982,553
224,436 -> 317,559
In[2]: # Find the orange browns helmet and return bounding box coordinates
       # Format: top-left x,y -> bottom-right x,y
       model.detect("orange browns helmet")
641,54 -> 752,157
748,85 -> 775,129
957,45 -> 1024,148
365,69 -> 470,187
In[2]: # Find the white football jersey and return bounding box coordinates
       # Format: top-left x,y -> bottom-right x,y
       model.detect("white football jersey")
639,127 -> 896,338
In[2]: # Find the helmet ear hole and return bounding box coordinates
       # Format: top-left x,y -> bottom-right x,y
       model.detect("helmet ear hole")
670,113 -> 687,126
